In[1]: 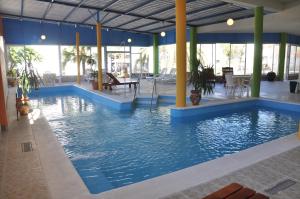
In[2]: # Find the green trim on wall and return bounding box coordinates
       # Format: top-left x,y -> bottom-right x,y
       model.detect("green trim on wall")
278,33 -> 287,81
190,26 -> 197,72
251,6 -> 264,98
153,34 -> 159,75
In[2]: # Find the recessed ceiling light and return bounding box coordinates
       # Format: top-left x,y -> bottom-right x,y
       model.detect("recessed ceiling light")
227,18 -> 234,26
160,31 -> 166,37
41,34 -> 46,40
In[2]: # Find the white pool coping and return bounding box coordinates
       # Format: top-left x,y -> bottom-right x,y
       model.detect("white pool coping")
32,100 -> 300,199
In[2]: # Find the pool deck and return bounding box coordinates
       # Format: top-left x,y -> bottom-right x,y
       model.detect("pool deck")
1,81 -> 300,199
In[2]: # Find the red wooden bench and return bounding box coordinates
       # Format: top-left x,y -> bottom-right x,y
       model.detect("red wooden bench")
202,183 -> 269,199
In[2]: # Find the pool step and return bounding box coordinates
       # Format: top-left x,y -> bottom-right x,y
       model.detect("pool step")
135,96 -> 158,106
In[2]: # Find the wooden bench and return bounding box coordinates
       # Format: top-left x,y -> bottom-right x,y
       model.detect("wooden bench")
202,183 -> 269,199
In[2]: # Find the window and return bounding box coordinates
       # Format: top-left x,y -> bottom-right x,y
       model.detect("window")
289,45 -> 297,74
106,46 -> 130,77
230,44 -> 246,75
26,45 -> 60,76
296,47 -> 300,74
159,44 -> 176,74
245,44 -> 254,75
131,47 -> 150,74
215,43 -> 231,75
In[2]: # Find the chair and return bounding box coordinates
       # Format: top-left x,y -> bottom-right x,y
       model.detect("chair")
156,68 -> 176,83
222,67 -> 233,86
202,183 -> 269,199
103,72 -> 139,90
225,74 -> 237,96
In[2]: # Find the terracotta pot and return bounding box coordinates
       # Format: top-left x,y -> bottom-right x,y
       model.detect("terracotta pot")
190,90 -> 201,105
91,80 -> 98,90
18,104 -> 30,116
7,78 -> 17,87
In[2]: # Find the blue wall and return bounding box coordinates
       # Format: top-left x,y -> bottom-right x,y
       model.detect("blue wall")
3,18 -> 152,46
288,34 -> 300,45
4,18 -> 300,46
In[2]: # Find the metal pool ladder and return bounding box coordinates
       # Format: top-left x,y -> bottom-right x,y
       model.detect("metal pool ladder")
150,77 -> 157,112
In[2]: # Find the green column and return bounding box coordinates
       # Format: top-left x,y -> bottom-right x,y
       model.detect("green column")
153,34 -> 159,75
251,6 -> 264,97
190,26 -> 197,72
278,33 -> 287,81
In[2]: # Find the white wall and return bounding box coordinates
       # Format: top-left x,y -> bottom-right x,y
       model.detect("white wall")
197,2 -> 300,35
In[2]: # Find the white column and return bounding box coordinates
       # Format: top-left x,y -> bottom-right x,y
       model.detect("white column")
58,45 -> 62,83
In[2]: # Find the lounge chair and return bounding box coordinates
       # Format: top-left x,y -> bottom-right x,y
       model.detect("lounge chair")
156,68 -> 176,83
103,72 -> 139,90
202,183 -> 269,199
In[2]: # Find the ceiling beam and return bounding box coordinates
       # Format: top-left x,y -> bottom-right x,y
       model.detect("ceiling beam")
195,13 -> 254,27
20,0 -> 25,16
116,0 -> 199,29
220,0 -> 283,12
101,0 -> 154,24
0,13 -> 151,35
131,21 -> 160,31
63,0 -> 87,21
34,0 -> 193,26
163,2 -> 229,21
188,8 -> 246,23
145,24 -> 175,33
42,1 -> 53,19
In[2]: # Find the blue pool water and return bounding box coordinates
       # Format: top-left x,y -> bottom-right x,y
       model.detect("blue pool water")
31,89 -> 300,194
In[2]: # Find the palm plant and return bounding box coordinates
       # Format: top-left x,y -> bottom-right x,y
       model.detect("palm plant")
62,46 -> 92,75
17,47 -> 42,97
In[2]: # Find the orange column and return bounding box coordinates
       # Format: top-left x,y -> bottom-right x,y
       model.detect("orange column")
0,16 -> 8,130
176,0 -> 187,107
96,22 -> 103,91
76,32 -> 81,84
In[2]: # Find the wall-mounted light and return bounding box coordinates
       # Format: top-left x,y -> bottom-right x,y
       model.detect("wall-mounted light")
160,31 -> 166,37
41,34 -> 46,40
127,38 -> 132,43
226,18 -> 234,26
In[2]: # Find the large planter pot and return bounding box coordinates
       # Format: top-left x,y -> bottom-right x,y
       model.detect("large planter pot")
91,80 -> 98,90
7,77 -> 17,87
190,90 -> 201,105
267,72 -> 276,81
19,104 -> 30,116
16,97 -> 30,116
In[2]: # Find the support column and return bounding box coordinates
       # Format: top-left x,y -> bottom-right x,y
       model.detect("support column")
153,33 -> 159,75
96,22 -> 103,91
176,0 -> 187,107
58,45 -> 62,83
0,16 -> 8,131
251,6 -> 264,97
278,33 -> 287,80
189,26 -> 197,72
76,32 -> 80,84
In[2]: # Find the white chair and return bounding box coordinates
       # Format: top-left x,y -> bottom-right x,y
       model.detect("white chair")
225,74 -> 237,96
157,68 -> 176,83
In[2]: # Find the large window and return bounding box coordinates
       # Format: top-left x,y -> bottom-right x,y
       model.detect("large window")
159,44 -> 176,73
230,44 -> 246,75
289,45 -> 297,74
131,47 -> 150,74
106,46 -> 130,77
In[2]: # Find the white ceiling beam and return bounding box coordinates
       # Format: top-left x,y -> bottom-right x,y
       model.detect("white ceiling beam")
221,0 -> 284,12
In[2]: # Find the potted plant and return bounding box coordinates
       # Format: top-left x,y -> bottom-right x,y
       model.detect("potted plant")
90,70 -> 98,90
15,47 -> 42,115
189,60 -> 215,105
7,67 -> 18,86
267,71 -> 276,81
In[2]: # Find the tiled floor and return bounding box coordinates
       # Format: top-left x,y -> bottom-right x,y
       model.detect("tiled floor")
0,88 -> 51,199
162,146 -> 300,199
0,80 -> 300,199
